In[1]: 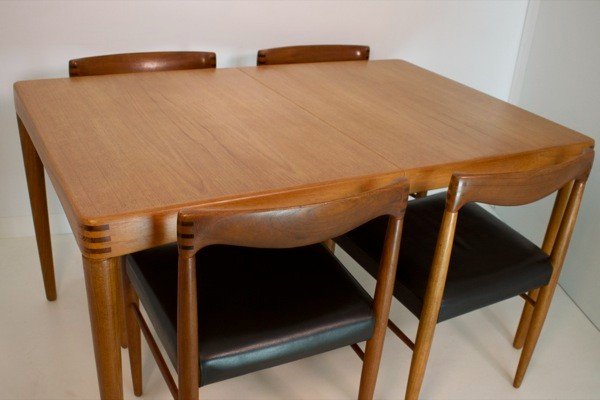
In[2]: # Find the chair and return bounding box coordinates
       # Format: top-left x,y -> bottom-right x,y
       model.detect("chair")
64,50 -> 216,350
69,51 -> 216,77
122,179 -> 409,399
257,44 -> 369,66
334,150 -> 594,399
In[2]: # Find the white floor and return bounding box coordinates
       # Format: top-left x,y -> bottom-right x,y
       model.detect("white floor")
1,234 -> 599,400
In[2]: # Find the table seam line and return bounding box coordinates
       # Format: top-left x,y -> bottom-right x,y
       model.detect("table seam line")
237,67 -> 401,170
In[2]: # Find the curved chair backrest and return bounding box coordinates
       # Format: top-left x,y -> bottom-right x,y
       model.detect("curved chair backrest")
177,179 -> 408,256
69,51 -> 216,77
174,179 -> 408,397
440,149 -> 594,258
425,149 -> 594,325
257,44 -> 369,66
447,149 -> 594,212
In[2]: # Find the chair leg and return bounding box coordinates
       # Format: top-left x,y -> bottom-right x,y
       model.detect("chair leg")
513,283 -> 556,388
358,217 -> 403,400
177,256 -> 199,400
406,210 -> 457,400
323,239 -> 336,253
121,259 -> 142,396
515,179 -> 585,388
515,182 -> 573,349
405,310 -> 439,400
513,181 -> 583,385
513,289 -> 539,349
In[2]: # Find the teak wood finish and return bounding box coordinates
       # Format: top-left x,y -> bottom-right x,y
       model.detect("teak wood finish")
243,60 -> 592,193
399,150 -> 594,400
69,51 -> 216,77
13,60 -> 594,399
257,44 -> 369,66
126,180 -> 408,399
82,256 -> 123,400
512,181 -> 574,349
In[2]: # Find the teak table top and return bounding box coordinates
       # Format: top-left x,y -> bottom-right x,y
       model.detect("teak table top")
243,60 -> 593,189
14,60 -> 594,258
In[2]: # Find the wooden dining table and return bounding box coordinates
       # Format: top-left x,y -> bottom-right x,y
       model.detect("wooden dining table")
14,59 -> 594,399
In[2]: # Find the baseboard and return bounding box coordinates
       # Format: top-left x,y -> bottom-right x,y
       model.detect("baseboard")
0,213 -> 72,239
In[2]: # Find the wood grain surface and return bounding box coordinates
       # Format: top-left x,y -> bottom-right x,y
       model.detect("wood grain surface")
243,60 -> 593,191
14,60 -> 594,259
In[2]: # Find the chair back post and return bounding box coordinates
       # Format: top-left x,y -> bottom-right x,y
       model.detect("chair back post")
512,180 -> 575,348
358,215 -> 404,398
548,178 -> 587,278
542,181 -> 575,253
405,208 -> 458,400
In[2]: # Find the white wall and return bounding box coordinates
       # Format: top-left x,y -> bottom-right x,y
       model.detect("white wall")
0,0 -> 528,237
499,1 -> 600,328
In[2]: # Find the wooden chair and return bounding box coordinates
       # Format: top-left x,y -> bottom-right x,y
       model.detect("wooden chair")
334,150 -> 594,399
69,51 -> 216,77
62,50 -> 217,350
122,179 -> 409,399
257,44 -> 369,66
38,51 -> 217,300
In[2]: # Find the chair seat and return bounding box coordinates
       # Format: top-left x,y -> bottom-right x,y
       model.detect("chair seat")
126,243 -> 374,386
335,192 -> 553,322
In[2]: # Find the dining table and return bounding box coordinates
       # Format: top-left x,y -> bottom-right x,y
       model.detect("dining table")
13,59 -> 594,399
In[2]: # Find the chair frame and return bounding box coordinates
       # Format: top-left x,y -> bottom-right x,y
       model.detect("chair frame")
69,51 -> 216,77
383,150 -> 593,399
124,179 -> 409,400
257,44 -> 369,66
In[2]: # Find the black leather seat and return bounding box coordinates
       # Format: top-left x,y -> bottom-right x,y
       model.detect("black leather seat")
335,192 -> 553,322
126,242 -> 374,386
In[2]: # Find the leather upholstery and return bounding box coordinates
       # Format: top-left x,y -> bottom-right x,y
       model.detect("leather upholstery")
335,192 -> 553,322
126,243 -> 374,386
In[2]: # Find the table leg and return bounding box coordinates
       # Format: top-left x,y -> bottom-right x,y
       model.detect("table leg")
83,255 -> 124,400
17,116 -> 56,301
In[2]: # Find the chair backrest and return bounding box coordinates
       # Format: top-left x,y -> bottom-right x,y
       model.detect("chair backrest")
414,149 -> 594,349
69,51 -> 216,77
446,149 -> 594,212
175,179 -> 408,394
257,44 -> 369,66
177,178 -> 408,257
426,149 -> 594,298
